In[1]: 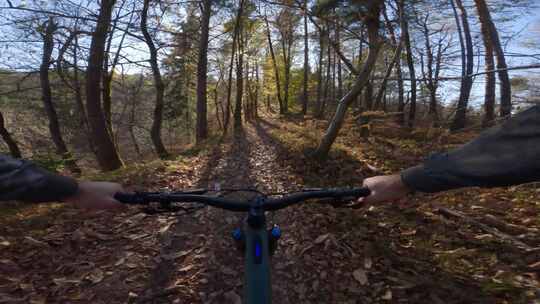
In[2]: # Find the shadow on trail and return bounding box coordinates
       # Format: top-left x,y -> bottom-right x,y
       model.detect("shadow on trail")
252,117 -> 367,188
137,126 -> 261,303
250,116 -> 497,303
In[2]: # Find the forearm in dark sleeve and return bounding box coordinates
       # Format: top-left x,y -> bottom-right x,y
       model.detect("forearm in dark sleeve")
0,155 -> 79,203
401,105 -> 540,193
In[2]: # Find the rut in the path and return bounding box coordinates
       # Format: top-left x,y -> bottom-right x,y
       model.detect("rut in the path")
142,119 -> 345,304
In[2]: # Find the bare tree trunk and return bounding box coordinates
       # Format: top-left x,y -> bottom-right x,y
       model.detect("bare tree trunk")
313,1 -> 382,159
40,18 -> 80,173
86,0 -> 123,171
0,111 -> 22,158
264,15 -> 284,114
364,80 -> 373,110
355,35 -> 364,111
374,40 -> 402,110
482,45 -> 496,127
418,14 -> 440,125
196,0 -> 212,142
234,28 -> 244,131
450,0 -> 474,131
318,27 -> 332,118
315,27 -> 325,117
302,0 -> 309,116
254,61 -> 260,118
141,0 -> 169,158
279,23 -> 292,114
474,0 -> 511,117
401,1 -> 416,128
223,0 -> 244,135
382,3 -> 404,122
214,73 -> 224,130
336,20 -> 343,99
101,1 -> 126,136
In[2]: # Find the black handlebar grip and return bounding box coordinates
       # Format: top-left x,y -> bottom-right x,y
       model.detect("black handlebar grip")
114,192 -> 139,204
356,187 -> 371,197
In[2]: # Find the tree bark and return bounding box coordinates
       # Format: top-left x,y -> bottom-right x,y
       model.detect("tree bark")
278,14 -> 293,114
401,1 -> 416,128
450,0 -> 474,131
40,18 -> 80,173
374,40 -> 402,110
474,0 -> 511,117
85,0 -> 123,171
383,3 -> 404,123
313,1 -> 382,160
302,0 -> 309,116
196,0 -> 212,142
315,27 -> 325,117
264,15 -> 284,114
223,0 -> 244,135
418,14 -> 440,125
0,111 -> 22,158
336,19 -> 343,99
141,0 -> 169,158
474,1 -> 496,127
234,27 -> 244,131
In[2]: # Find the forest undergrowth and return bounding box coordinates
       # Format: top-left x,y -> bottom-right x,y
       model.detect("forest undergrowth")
0,114 -> 539,304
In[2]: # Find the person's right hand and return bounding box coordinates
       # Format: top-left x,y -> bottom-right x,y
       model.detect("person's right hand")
358,174 -> 413,205
62,181 -> 126,211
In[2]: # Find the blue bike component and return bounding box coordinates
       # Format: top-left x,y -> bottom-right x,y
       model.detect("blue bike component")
233,227 -> 243,240
245,223 -> 271,304
270,226 -> 281,239
255,242 -> 262,258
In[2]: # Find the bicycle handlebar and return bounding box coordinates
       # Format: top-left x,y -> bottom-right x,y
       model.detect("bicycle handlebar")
114,187 -> 371,212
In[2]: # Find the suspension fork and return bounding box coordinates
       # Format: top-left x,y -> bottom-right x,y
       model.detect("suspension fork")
243,208 -> 272,304
230,198 -> 273,304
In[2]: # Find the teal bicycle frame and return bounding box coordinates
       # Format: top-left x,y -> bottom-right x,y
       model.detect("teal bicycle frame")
243,212 -> 272,303
234,198 -> 275,304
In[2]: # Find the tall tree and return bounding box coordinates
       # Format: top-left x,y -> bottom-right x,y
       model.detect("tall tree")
314,0 -> 383,159
39,18 -> 80,173
276,7 -> 298,114
141,0 -> 169,158
477,19 -> 495,127
85,0 -> 124,171
234,19 -> 245,130
474,0 -> 512,118
401,0 -> 416,128
450,0 -> 474,131
196,0 -> 212,142
102,1 -> 134,139
264,14 -> 284,114
224,0 -> 245,134
382,2 -> 404,124
315,25 -> 325,117
301,0 -> 309,115
416,12 -> 448,126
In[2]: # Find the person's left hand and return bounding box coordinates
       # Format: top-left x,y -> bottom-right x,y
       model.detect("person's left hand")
62,181 -> 126,211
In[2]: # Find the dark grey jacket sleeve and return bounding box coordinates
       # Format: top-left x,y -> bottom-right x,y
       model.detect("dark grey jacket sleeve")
401,105 -> 540,193
0,155 -> 78,203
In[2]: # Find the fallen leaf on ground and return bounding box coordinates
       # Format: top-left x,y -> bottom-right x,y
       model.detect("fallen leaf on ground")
85,268 -> 104,284
314,233 -> 330,244
353,268 -> 368,285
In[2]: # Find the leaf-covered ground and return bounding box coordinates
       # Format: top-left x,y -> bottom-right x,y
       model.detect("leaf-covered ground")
1,115 -> 539,303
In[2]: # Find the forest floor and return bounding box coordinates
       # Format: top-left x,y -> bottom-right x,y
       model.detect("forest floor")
1,113 -> 539,304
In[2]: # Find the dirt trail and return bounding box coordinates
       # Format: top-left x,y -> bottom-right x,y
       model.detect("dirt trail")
1,116 -> 538,304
